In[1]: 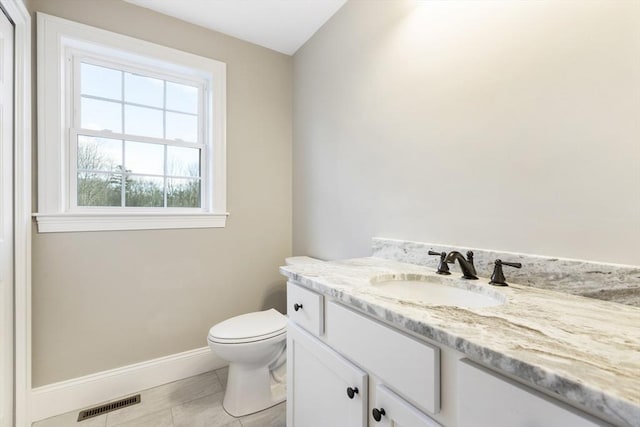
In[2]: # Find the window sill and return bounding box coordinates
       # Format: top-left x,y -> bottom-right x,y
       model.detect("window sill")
33,212 -> 228,233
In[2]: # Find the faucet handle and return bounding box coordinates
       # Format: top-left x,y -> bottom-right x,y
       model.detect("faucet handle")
501,260 -> 522,269
466,251 -> 477,276
428,250 -> 451,275
489,259 -> 522,286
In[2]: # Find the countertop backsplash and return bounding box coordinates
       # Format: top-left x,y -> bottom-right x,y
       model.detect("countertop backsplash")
372,238 -> 640,307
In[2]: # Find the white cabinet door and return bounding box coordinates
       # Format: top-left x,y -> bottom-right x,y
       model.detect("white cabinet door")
287,322 -> 368,427
458,359 -> 611,427
371,385 -> 441,427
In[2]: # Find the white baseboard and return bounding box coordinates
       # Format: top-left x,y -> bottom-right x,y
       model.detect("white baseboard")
31,347 -> 226,422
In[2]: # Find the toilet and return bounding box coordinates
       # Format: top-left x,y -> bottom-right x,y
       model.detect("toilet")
207,308 -> 287,417
207,256 -> 323,417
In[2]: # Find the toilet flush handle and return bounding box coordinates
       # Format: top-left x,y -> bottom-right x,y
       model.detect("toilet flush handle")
293,303 -> 303,311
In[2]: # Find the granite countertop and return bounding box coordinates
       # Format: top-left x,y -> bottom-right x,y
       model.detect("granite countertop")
280,257 -> 640,427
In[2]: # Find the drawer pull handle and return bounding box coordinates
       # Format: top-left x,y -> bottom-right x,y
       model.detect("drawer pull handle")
293,303 -> 303,311
372,407 -> 386,422
346,386 -> 359,399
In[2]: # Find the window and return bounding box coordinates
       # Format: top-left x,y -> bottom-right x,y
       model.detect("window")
73,58 -> 204,209
36,13 -> 227,232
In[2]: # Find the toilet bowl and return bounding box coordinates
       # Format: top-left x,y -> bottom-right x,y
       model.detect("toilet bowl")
207,308 -> 287,417
208,256 -> 323,417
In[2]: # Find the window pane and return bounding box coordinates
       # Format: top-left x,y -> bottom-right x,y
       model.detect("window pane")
77,136 -> 123,172
124,105 -> 163,139
81,63 -> 122,101
81,97 -> 122,132
125,141 -> 165,176
166,112 -> 198,142
124,72 -> 163,108
77,172 -> 122,207
125,175 -> 164,207
167,146 -> 200,177
167,178 -> 200,208
166,82 -> 198,114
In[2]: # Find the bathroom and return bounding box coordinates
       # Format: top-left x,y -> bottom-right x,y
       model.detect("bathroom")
0,0 -> 638,426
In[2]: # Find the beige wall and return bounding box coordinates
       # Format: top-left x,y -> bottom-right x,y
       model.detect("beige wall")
30,0 -> 292,386
293,0 -> 640,265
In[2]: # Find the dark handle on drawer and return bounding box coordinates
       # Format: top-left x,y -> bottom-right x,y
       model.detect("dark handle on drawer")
346,387 -> 358,399
372,407 -> 386,422
293,303 -> 303,312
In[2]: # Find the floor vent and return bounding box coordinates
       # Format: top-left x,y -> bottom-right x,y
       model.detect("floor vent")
77,394 -> 141,421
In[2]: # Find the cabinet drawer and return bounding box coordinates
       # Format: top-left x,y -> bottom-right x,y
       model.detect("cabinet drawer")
287,282 -> 324,336
326,302 -> 440,414
373,385 -> 441,427
458,359 -> 610,427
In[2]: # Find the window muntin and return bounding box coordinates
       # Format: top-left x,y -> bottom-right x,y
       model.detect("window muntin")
70,54 -> 206,210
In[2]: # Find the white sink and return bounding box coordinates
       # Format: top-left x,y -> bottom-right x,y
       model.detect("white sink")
366,274 -> 505,309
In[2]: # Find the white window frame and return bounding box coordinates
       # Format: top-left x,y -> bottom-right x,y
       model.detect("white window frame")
35,13 -> 227,232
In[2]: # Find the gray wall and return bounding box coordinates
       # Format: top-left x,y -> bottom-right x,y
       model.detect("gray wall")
293,0 -> 640,265
30,0 -> 292,386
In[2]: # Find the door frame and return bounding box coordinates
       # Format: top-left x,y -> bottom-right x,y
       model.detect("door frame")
0,0 -> 31,425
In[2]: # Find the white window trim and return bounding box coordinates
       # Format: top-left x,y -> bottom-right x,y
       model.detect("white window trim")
35,13 -> 228,233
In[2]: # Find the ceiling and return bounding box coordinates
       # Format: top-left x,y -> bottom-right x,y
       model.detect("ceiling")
124,0 -> 348,55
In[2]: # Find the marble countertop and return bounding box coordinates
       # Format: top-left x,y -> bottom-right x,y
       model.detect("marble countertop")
280,257 -> 640,427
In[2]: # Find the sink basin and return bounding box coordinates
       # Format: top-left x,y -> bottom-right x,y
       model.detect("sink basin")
366,274 -> 504,309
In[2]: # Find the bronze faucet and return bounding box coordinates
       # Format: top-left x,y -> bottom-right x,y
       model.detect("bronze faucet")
445,251 -> 478,280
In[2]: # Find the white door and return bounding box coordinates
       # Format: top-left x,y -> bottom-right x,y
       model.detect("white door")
287,323 -> 368,427
458,359 -> 609,427
0,9 -> 14,427
371,385 -> 441,427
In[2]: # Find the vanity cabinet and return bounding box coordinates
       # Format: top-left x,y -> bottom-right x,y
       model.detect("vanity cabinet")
286,281 -> 610,427
287,282 -> 441,427
287,322 -> 368,427
457,359 -> 610,427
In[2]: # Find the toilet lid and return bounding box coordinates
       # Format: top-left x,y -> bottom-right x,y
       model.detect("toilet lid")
208,309 -> 287,342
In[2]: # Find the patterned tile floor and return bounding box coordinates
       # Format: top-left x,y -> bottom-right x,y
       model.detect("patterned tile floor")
32,368 -> 286,427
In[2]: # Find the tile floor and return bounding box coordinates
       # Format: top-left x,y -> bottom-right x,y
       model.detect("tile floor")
32,368 -> 286,427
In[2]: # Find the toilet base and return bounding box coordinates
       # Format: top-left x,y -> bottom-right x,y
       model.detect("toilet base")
222,363 -> 286,417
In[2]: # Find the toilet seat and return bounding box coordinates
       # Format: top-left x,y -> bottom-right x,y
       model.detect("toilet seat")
208,308 -> 287,344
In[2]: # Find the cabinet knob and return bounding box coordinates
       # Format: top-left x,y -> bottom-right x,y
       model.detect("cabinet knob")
372,407 -> 386,422
346,386 -> 359,399
293,303 -> 303,312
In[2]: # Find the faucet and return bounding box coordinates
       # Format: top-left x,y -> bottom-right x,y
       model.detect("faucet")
445,251 -> 478,280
